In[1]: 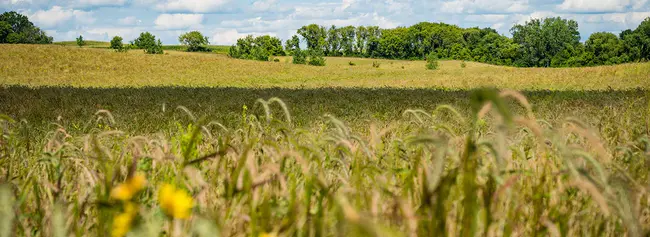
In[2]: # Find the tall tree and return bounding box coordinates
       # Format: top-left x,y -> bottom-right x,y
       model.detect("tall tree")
297,24 -> 327,51
511,17 -> 580,67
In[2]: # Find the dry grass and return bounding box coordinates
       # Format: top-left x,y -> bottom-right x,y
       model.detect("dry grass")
1,44 -> 649,90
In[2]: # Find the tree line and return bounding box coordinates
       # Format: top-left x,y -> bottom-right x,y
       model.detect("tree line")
230,17 -> 650,68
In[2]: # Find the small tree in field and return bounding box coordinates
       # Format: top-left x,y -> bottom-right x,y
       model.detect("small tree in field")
76,35 -> 86,47
178,31 -> 210,52
308,49 -> 326,66
292,49 -> 307,64
110,36 -> 127,52
134,32 -> 163,54
426,52 -> 439,70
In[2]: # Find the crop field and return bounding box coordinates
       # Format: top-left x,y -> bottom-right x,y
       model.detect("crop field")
1,44 -> 650,237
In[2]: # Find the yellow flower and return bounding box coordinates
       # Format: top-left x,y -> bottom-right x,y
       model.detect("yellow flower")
111,202 -> 139,237
112,211 -> 133,237
158,184 -> 194,219
110,173 -> 147,201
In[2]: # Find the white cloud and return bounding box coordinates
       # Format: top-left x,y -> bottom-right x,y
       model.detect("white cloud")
465,14 -> 508,22
26,6 -> 95,29
440,0 -> 529,14
210,28 -> 276,45
558,0 -> 628,12
154,14 -> 204,30
118,16 -> 141,25
583,11 -> 650,25
154,0 -> 231,13
252,0 -> 277,11
76,0 -> 127,6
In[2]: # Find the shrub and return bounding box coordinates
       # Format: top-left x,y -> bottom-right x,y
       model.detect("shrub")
426,52 -> 439,70
251,47 -> 270,61
372,61 -> 380,68
461,61 -> 467,68
178,31 -> 210,52
110,36 -> 127,52
273,58 -> 280,62
134,32 -> 164,54
348,61 -> 356,66
292,49 -> 307,64
76,35 -> 85,47
308,49 -> 326,66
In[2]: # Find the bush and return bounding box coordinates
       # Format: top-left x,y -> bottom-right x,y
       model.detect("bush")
426,52 -> 439,70
292,49 -> 307,64
308,49 -> 326,66
348,61 -> 356,66
134,32 -> 163,54
461,61 -> 467,68
178,31 -> 210,52
372,61 -> 380,68
273,58 -> 280,62
76,35 -> 85,47
110,36 -> 127,52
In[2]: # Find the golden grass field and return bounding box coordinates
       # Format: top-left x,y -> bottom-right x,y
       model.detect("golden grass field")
1,44 -> 650,237
1,44 -> 649,89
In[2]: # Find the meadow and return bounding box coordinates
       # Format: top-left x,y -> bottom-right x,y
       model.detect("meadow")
1,44 -> 650,236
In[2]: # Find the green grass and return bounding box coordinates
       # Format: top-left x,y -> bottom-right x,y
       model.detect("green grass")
1,44 -> 650,236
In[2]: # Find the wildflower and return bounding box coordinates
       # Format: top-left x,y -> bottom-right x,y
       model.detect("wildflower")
110,173 -> 147,201
259,232 -> 277,237
112,212 -> 133,237
158,183 -> 194,219
111,202 -> 138,237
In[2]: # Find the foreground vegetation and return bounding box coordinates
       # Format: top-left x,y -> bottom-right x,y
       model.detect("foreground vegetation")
2,44 -> 650,90
1,88 -> 649,236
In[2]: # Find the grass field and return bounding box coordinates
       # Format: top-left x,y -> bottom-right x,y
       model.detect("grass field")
2,44 -> 650,89
1,44 -> 650,236
53,41 -> 230,54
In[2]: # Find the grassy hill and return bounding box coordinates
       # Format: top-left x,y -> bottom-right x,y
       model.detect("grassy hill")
2,44 -> 649,90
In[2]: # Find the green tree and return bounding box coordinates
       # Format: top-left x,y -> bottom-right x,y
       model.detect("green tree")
292,48 -> 307,64
633,17 -> 650,60
340,26 -> 356,56
308,49 -> 326,66
178,31 -> 210,52
133,32 -> 163,54
355,26 -> 368,55
326,25 -> 340,56
584,32 -> 625,65
0,11 -> 52,44
426,52 -> 439,70
284,35 -> 300,55
0,21 -> 12,43
297,24 -> 327,51
76,35 -> 86,47
110,36 -> 126,52
511,17 -> 580,67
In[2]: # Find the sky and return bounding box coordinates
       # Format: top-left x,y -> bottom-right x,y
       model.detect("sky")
1,0 -> 649,45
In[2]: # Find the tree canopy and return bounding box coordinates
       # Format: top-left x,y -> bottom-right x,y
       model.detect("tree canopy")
0,11 -> 52,44
178,31 -> 210,52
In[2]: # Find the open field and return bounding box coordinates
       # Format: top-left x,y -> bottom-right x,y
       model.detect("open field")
2,44 -> 650,90
53,41 -> 230,53
1,44 -> 650,236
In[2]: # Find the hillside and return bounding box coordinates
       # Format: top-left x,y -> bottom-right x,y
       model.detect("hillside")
1,44 -> 649,90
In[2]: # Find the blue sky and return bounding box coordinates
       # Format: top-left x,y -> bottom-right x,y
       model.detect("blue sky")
1,0 -> 649,45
